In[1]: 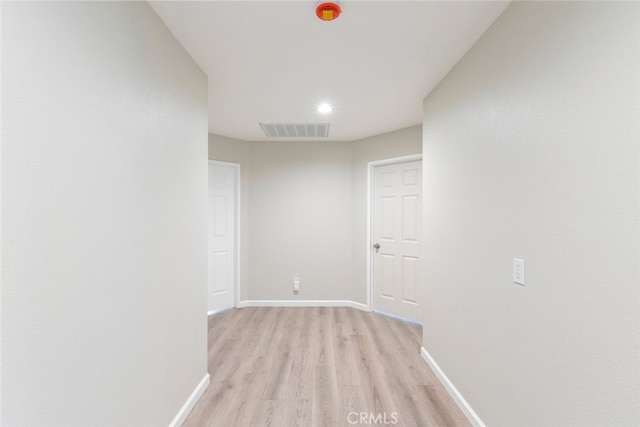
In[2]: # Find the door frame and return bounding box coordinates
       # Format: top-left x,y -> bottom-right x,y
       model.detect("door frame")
366,154 -> 423,312
208,160 -> 241,313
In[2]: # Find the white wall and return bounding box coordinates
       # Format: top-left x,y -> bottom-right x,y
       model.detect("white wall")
351,126 -> 423,304
421,2 -> 639,426
1,2 -> 208,425
208,134 -> 251,302
248,142 -> 353,300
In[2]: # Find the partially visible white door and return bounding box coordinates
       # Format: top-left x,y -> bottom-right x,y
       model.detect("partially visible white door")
208,161 -> 238,312
372,160 -> 422,322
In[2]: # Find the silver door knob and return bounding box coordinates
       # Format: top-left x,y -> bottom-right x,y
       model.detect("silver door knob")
373,243 -> 380,253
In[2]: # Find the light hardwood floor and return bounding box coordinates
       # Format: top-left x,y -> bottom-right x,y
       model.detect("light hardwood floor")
183,307 -> 470,427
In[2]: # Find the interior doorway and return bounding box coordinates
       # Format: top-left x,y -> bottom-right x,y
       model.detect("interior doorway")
208,160 -> 240,313
368,155 -> 423,323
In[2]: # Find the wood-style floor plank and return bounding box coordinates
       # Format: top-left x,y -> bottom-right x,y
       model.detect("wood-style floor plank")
183,307 -> 470,427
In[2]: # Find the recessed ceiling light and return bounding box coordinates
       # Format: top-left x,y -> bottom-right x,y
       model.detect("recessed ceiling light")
317,103 -> 332,113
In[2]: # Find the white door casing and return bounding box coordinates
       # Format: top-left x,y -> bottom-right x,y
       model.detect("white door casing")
370,157 -> 422,322
208,161 -> 239,312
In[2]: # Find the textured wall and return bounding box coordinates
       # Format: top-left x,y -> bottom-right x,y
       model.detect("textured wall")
421,2 -> 640,425
247,142 -> 353,301
2,2 -> 208,425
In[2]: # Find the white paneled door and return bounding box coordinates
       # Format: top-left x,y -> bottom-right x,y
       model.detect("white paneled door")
372,159 -> 422,322
208,161 -> 238,312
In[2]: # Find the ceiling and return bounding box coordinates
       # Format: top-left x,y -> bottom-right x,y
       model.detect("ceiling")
150,1 -> 510,141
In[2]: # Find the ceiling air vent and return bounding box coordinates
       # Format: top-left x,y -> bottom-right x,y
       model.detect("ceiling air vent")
260,123 -> 330,138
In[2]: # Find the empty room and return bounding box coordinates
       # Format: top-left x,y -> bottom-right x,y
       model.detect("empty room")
1,1 -> 639,426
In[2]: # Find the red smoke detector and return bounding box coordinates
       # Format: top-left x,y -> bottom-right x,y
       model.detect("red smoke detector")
316,2 -> 341,22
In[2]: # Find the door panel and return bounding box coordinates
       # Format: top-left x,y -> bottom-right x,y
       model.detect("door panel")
213,196 -> 227,237
380,254 -> 395,299
401,256 -> 418,304
211,251 -> 229,294
372,160 -> 422,322
402,195 -> 418,241
381,196 -> 395,239
208,163 -> 237,312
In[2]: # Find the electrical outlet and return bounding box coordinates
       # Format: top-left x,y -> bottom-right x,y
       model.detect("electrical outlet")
513,258 -> 525,285
293,277 -> 300,292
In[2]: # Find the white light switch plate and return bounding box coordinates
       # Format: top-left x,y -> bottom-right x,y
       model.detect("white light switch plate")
513,258 -> 525,285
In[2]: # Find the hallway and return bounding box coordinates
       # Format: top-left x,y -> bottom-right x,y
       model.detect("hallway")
184,307 -> 469,426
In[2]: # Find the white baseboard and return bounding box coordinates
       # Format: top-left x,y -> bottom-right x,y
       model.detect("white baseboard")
238,300 -> 371,311
169,373 -> 210,427
420,347 -> 485,427
346,300 -> 370,311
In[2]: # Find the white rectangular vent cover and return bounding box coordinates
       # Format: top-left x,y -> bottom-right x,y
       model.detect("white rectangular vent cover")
260,123 -> 329,138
